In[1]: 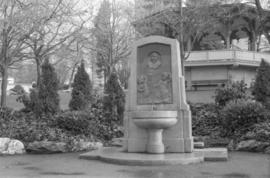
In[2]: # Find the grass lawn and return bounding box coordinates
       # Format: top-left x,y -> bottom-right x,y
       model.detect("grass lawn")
5,91 -> 71,110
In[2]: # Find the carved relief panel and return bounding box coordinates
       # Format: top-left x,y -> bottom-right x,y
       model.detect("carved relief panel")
137,43 -> 173,105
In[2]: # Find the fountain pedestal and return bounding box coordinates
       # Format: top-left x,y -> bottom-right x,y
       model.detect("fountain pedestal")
147,129 -> 164,153
132,111 -> 177,153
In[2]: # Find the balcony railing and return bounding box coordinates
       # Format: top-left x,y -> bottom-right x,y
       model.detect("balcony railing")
185,50 -> 270,66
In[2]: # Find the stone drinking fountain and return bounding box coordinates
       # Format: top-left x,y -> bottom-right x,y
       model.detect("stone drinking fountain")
123,36 -> 193,154
80,36 -> 228,165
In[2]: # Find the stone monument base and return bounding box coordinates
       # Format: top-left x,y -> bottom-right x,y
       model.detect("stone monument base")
79,147 -> 228,166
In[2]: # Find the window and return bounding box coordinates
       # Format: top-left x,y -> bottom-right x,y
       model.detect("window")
191,80 -> 228,91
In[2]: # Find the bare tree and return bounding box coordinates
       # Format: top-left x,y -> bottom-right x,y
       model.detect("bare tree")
52,0 -> 97,88
92,0 -> 134,85
23,0 -> 84,86
54,34 -> 87,88
135,0 -> 216,74
0,0 -> 34,107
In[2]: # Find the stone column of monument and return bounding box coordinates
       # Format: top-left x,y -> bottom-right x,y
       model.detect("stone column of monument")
123,36 -> 193,153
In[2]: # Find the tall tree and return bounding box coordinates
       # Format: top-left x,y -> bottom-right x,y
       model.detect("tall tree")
54,40 -> 83,88
93,0 -> 133,85
240,6 -> 262,51
136,0 -> 216,74
0,0 -> 33,107
94,0 -> 111,83
211,3 -> 244,49
23,0 -> 82,87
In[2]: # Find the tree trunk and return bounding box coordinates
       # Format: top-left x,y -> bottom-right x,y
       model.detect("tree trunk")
226,32 -> 231,49
250,31 -> 257,51
36,58 -> 41,87
256,34 -> 261,52
104,70 -> 107,87
69,63 -> 77,88
1,67 -> 8,107
250,38 -> 256,51
255,0 -> 270,44
187,37 -> 192,52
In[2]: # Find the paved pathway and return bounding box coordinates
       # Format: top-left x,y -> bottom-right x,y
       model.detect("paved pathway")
0,152 -> 269,178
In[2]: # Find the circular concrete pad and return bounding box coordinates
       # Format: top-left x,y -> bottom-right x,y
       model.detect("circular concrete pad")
79,147 -> 204,166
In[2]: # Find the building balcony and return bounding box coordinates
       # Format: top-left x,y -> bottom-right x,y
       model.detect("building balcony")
185,50 -> 270,67
183,50 -> 270,103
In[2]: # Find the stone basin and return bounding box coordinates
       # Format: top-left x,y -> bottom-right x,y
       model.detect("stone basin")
132,110 -> 178,118
132,111 -> 178,154
132,111 -> 178,129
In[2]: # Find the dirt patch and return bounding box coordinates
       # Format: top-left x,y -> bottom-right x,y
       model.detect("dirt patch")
118,169 -> 189,178
13,162 -> 31,166
23,166 -> 41,171
39,171 -> 85,176
220,173 -> 250,178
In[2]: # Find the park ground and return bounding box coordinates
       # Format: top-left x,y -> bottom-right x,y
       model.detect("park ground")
2,86 -> 270,178
0,152 -> 269,178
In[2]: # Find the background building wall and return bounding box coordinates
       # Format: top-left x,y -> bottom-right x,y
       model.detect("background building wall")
228,66 -> 256,87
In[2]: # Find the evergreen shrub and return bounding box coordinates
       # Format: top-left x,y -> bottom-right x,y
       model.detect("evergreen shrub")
0,107 -> 14,137
252,59 -> 270,109
55,111 -> 93,137
215,80 -> 248,107
12,85 -> 32,112
190,103 -> 220,136
10,85 -> 26,95
244,121 -> 270,142
56,95 -> 123,142
0,109 -> 88,144
103,73 -> 125,124
220,99 -> 269,137
69,62 -> 92,110
38,58 -> 60,115
29,88 -> 42,115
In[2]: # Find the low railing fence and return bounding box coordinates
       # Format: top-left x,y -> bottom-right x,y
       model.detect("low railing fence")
187,50 -> 270,63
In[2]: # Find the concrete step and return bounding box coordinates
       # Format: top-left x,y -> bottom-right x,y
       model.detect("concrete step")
194,142 -> 204,149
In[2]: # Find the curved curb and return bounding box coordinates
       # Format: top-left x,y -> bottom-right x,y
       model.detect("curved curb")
79,147 -> 204,166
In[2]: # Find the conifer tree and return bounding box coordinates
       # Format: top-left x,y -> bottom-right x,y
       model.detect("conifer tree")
69,62 -> 92,110
253,59 -> 270,109
94,0 -> 111,82
38,58 -> 60,114
103,73 -> 125,124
